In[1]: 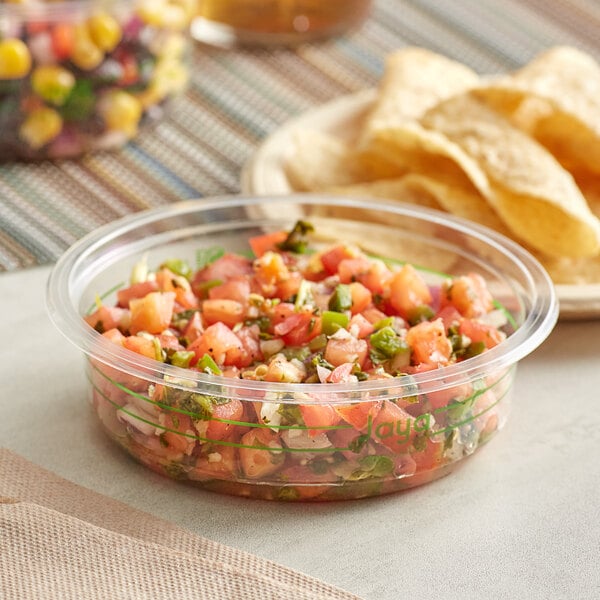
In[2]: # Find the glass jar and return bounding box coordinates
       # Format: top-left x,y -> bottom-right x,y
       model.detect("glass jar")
0,0 -> 193,160
192,0 -> 373,47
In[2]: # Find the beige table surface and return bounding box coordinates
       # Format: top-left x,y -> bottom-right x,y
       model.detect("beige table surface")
1,264 -> 599,600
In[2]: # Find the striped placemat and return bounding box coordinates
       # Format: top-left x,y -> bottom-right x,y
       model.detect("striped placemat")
1,0 -> 599,271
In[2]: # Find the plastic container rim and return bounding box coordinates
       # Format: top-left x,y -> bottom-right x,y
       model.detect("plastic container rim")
46,194 -> 559,403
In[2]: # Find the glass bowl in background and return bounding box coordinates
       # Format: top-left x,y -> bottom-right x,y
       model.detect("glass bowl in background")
0,0 -> 193,160
47,195 -> 558,501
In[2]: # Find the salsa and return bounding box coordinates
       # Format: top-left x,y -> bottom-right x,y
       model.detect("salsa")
86,221 -> 513,500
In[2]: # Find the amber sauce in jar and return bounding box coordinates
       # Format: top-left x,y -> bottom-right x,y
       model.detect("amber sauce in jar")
192,0 -> 373,46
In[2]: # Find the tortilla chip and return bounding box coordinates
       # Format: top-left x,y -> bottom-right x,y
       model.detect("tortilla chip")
362,47 -> 479,140
324,175 -> 442,210
420,93 -> 600,258
327,172 -> 511,236
284,130 -> 403,191
534,253 -> 600,285
473,46 -> 600,174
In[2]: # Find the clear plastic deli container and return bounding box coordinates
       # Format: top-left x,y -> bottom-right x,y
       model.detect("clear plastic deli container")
0,0 -> 192,160
47,195 -> 558,500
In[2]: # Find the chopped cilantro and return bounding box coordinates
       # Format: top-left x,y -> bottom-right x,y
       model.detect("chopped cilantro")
196,246 -> 225,270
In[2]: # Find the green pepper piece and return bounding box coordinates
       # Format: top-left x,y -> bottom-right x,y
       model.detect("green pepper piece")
197,353 -> 222,375
276,220 -> 314,253
328,284 -> 352,312
406,305 -> 435,325
369,326 -> 409,359
321,310 -> 350,336
170,350 -> 195,368
161,258 -> 192,280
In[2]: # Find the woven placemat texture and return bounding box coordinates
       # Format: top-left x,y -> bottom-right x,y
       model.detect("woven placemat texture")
0,449 -> 362,600
0,0 -> 599,271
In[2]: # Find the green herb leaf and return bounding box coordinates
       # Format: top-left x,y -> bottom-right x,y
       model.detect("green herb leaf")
197,353 -> 223,375
161,258 -> 192,279
196,246 -> 225,270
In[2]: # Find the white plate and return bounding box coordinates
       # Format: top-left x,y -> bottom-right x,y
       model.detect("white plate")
241,89 -> 600,320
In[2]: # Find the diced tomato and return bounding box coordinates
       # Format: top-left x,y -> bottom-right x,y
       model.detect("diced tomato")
319,244 -> 357,275
274,311 -> 322,346
248,230 -> 288,257
182,311 -> 203,343
269,302 -> 296,327
411,438 -> 444,473
441,273 -> 494,318
123,335 -> 156,359
236,325 -> 263,367
51,23 -> 75,60
278,465 -> 332,499
205,399 -> 245,441
361,306 -> 387,324
274,312 -> 306,336
85,305 -> 130,333
239,428 -> 285,479
328,362 -> 354,383
371,401 -> 415,452
117,53 -> 139,86
274,271 -> 303,301
388,264 -> 432,317
348,281 -> 372,314
458,318 -> 505,349
129,291 -> 176,335
208,277 -> 250,304
157,333 -> 184,352
193,254 -> 253,286
299,401 -> 341,437
329,427 -> 371,461
190,446 -> 237,481
102,327 -> 126,346
117,280 -> 159,307
202,299 -> 245,328
436,305 -> 462,330
405,318 -> 452,366
188,322 -> 244,367
160,414 -> 196,456
253,251 -> 290,297
27,21 -> 48,35
338,257 -> 392,295
424,381 -> 473,411
349,313 -> 375,338
155,268 -> 198,310
337,256 -> 370,284
324,336 -> 368,368
335,400 -> 382,431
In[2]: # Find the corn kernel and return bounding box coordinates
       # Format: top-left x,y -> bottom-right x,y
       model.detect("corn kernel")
71,24 -> 104,71
19,107 -> 63,149
99,90 -> 142,137
31,65 -> 76,106
136,0 -> 166,26
0,39 -> 32,79
88,12 -> 122,53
